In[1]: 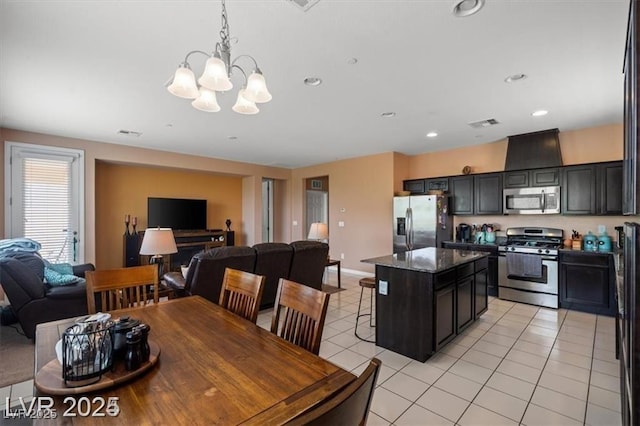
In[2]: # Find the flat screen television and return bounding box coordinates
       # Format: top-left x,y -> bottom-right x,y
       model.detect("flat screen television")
147,197 -> 207,230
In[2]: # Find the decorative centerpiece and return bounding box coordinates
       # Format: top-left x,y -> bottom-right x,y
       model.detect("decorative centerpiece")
225,219 -> 232,231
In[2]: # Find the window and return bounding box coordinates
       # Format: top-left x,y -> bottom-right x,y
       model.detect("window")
5,142 -> 84,263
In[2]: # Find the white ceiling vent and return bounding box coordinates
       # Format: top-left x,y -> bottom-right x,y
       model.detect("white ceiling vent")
117,129 -> 142,137
288,0 -> 320,12
467,118 -> 500,129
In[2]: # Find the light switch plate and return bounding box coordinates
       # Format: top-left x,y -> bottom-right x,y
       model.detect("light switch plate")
338,221 -> 345,227
379,280 -> 388,295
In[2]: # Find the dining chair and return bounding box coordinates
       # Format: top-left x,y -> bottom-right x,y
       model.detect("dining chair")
86,265 -> 159,314
270,278 -> 330,355
218,267 -> 266,323
285,358 -> 381,426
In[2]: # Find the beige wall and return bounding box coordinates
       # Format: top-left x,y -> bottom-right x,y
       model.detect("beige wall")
95,162 -> 243,269
1,128 -> 291,265
292,152 -> 396,273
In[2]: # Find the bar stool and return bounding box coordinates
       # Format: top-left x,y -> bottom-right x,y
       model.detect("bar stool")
354,277 -> 376,343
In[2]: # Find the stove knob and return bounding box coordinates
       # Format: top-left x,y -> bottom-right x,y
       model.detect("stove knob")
537,248 -> 543,254
545,249 -> 550,254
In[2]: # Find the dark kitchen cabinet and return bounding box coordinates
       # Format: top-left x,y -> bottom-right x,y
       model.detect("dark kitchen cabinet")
403,179 -> 425,194
474,173 -> 503,215
442,242 -> 498,297
597,161 -> 623,215
503,168 -> 559,189
425,177 -> 449,193
558,251 -> 615,316
450,176 -> 474,215
475,263 -> 488,318
456,276 -> 474,333
434,282 -> 456,351
562,164 -> 597,215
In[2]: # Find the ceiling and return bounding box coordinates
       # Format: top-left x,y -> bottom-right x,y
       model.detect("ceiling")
0,0 -> 629,169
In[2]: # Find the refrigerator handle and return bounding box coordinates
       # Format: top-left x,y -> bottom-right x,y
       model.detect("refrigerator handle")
406,207 -> 412,250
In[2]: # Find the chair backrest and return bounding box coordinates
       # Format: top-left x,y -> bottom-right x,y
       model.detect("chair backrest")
218,267 -> 266,323
252,242 -> 294,308
86,265 -> 158,314
288,241 -> 329,290
188,246 -> 256,303
286,358 -> 381,426
270,278 -> 329,355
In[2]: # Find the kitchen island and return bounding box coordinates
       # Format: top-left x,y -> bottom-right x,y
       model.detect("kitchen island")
362,247 -> 489,362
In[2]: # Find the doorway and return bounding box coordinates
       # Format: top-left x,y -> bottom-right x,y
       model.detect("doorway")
305,176 -> 328,239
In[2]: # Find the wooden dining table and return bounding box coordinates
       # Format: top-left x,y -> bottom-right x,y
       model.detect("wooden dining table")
33,296 -> 355,425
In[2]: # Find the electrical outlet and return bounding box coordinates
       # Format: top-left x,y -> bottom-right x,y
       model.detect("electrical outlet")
293,220 -> 298,226
338,221 -> 345,227
340,253 -> 344,259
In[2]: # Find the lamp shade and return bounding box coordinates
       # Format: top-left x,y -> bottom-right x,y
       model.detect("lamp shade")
244,71 -> 272,103
192,87 -> 221,112
198,56 -> 233,92
308,222 -> 329,240
139,228 -> 178,255
232,89 -> 259,115
167,65 -> 199,99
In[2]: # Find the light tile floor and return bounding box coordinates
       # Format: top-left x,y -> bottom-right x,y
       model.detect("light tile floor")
2,270 -> 623,425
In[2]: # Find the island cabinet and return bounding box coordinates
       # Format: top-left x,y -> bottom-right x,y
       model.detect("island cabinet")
364,248 -> 488,362
559,251 -> 616,316
442,242 -> 498,296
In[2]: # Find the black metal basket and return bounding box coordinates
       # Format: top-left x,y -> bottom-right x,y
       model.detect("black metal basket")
61,319 -> 114,386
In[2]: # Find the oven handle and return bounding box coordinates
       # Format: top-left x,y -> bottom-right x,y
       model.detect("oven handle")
498,253 -> 557,262
541,190 -> 546,213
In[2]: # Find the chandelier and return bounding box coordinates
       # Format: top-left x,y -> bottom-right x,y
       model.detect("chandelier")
167,0 -> 272,115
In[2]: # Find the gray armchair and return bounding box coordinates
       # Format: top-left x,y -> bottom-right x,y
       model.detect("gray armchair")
0,253 -> 93,339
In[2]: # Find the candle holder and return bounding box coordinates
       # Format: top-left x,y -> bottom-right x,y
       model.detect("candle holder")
124,215 -> 130,236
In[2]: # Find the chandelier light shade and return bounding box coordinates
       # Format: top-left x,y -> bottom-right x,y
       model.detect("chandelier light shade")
167,0 -> 271,114
232,89 -> 259,115
192,88 -> 221,112
167,65 -> 200,99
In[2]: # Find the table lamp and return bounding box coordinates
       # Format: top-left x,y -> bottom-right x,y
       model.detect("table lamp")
139,227 -> 178,278
308,222 -> 329,241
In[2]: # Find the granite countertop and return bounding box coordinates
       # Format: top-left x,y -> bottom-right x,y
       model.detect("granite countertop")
443,240 -> 501,248
361,247 -> 488,273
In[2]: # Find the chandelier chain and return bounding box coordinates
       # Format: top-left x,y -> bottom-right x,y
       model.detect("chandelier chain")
219,0 -> 231,50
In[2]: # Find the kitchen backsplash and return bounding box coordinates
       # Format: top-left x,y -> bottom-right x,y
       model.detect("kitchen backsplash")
453,215 -> 627,242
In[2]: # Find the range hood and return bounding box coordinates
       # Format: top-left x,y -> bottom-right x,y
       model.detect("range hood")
504,128 -> 563,171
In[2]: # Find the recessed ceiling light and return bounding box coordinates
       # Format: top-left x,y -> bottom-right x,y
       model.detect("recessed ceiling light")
426,132 -> 438,138
452,0 -> 485,17
304,77 -> 322,86
532,110 -> 548,117
504,74 -> 527,83
381,112 -> 396,118
347,58 -> 358,65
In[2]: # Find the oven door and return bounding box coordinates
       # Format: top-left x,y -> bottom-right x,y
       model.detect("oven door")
498,253 -> 559,307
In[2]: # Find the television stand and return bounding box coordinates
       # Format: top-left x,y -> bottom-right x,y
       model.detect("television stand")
123,229 -> 235,271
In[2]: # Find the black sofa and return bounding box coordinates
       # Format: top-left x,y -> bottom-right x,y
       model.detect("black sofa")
0,253 -> 94,339
164,241 -> 329,307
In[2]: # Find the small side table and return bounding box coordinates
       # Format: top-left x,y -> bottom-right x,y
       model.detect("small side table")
325,259 -> 341,289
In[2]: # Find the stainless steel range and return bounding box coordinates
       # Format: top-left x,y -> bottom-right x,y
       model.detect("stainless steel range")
498,227 -> 564,308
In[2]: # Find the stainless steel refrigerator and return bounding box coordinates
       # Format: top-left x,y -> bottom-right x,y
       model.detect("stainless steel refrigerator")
393,195 -> 453,253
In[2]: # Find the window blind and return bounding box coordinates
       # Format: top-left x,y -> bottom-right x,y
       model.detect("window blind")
22,157 -> 73,263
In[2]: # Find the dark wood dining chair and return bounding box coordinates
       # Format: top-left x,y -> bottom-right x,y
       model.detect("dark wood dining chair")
86,265 -> 159,314
286,358 -> 382,425
218,267 -> 266,323
270,278 -> 330,355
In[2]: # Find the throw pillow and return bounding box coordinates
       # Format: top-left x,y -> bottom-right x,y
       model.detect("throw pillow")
44,267 -> 80,286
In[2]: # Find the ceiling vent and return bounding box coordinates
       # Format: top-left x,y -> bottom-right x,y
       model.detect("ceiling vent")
287,0 -> 320,12
467,118 -> 500,129
117,130 -> 142,137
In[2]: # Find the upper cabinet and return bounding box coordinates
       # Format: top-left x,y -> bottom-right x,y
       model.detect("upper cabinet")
449,173 -> 502,215
504,168 -> 559,189
450,176 -> 474,215
624,1 -> 640,215
474,173 -> 503,215
402,179 -> 425,194
597,162 -> 623,215
562,165 -> 597,215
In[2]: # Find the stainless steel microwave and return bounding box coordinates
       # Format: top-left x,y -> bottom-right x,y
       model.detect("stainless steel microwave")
503,186 -> 560,214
